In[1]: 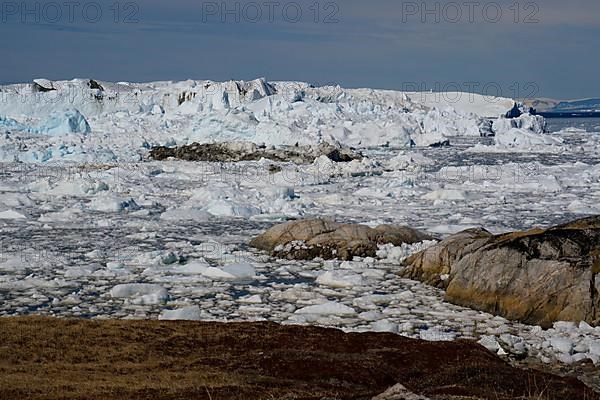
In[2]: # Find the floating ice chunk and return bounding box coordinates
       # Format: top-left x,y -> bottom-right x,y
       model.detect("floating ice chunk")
0,255 -> 27,271
579,321 -> 594,331
38,207 -> 83,222
295,301 -> 356,316
201,262 -> 255,281
159,305 -> 202,321
550,337 -> 574,354
110,283 -> 169,305
588,341 -> 600,357
0,210 -> 26,220
574,342 -> 589,353
205,200 -> 262,218
567,200 -> 600,215
359,311 -> 383,321
555,353 -> 575,364
0,193 -> 34,208
387,152 -> 435,171
372,319 -> 399,333
419,327 -> 457,342
160,208 -> 211,221
104,262 -> 131,276
222,262 -> 256,279
161,252 -> 178,265
202,267 -> 237,280
478,335 -> 502,352
239,294 -> 262,304
257,185 -> 296,200
172,259 -> 210,275
88,196 -> 139,212
398,322 -> 414,333
64,264 -> 100,278
552,321 -> 577,332
316,270 -> 363,288
495,128 -> 562,149
422,189 -> 472,201
50,179 -> 109,196
376,241 -> 437,263
492,114 -> 546,135
270,286 -> 320,302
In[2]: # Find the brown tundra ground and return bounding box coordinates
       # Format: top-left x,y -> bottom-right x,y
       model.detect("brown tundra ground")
0,317 -> 597,400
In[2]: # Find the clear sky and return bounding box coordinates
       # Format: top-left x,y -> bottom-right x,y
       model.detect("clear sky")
1,0 -> 598,99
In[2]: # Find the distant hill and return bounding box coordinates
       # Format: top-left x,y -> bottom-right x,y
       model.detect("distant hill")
523,97 -> 600,113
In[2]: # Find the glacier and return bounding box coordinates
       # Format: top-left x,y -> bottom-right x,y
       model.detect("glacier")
0,77 -> 523,163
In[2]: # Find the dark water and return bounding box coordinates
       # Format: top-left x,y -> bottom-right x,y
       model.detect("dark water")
545,117 -> 600,133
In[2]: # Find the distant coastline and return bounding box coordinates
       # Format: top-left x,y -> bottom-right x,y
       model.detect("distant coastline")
537,111 -> 600,119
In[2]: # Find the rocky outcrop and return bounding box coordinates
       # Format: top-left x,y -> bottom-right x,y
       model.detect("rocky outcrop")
32,78 -> 56,92
149,141 -> 361,164
250,219 -> 435,260
505,102 -> 523,119
402,216 -> 600,327
402,228 -> 493,287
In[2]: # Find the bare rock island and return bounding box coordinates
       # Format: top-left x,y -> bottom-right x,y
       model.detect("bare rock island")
402,216 -> 600,327
250,218 -> 435,261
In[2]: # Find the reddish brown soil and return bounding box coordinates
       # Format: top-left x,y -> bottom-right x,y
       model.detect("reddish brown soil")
0,317 -> 596,400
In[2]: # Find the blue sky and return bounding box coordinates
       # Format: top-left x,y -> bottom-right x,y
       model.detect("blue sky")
1,0 -> 598,99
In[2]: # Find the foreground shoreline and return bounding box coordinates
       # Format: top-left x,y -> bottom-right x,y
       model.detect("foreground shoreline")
0,316 -> 596,400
